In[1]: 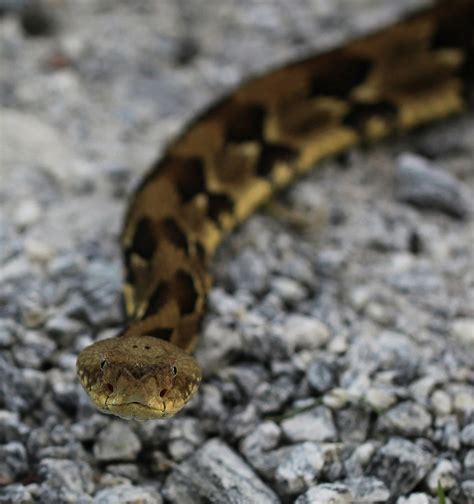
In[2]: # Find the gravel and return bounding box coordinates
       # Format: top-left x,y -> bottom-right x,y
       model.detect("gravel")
1,0 -> 473,502
163,438 -> 279,504
395,152 -> 471,219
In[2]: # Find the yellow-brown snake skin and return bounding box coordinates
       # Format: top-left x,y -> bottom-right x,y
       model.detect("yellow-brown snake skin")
76,1 -> 474,420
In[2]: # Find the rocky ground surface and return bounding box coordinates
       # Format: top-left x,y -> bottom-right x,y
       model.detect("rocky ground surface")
1,0 -> 473,503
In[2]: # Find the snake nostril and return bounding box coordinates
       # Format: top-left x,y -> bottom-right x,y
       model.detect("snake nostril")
159,389 -> 167,397
106,383 -> 114,393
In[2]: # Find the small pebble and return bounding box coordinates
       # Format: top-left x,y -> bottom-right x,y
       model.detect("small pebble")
461,424 -> 474,447
295,483 -> 352,504
377,401 -> 432,437
368,438 -> 433,495
163,439 -> 278,504
0,442 -> 28,485
425,459 -> 458,494
395,152 -> 470,219
281,405 -> 337,442
430,389 -> 452,416
452,318 -> 474,346
94,484 -> 162,504
93,422 -> 141,462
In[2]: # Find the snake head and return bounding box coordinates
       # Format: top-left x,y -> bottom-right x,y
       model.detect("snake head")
76,335 -> 202,420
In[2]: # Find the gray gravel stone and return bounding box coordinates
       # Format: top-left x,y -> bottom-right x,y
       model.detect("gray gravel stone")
377,401 -> 432,437
13,199 -> 42,230
425,459 -> 459,494
343,477 -> 390,502
0,411 -> 30,444
452,318 -> 474,346
105,463 -> 140,482
38,458 -> 94,503
163,438 -> 279,504
271,276 -> 307,304
464,449 -> 474,474
0,442 -> 28,485
254,376 -> 294,414
344,442 -> 378,477
433,416 -> 461,451
368,438 -> 434,496
450,384 -> 474,414
0,483 -> 33,504
169,417 -> 204,447
93,421 -> 141,462
336,406 -> 370,442
307,360 -> 335,394
222,404 -> 259,441
395,152 -> 470,218
461,480 -> 474,501
430,389 -> 452,416
396,494 -> 431,504
14,330 -> 57,369
295,483 -> 352,504
0,358 -> 46,413
93,484 -> 162,504
196,320 -> 241,374
0,109 -> 79,185
461,423 -> 474,447
0,319 -> 21,347
45,315 -> 84,347
239,421 -> 281,456
281,405 -> 337,442
280,315 -> 330,352
227,250 -> 270,294
273,442 -> 326,495
246,441 -> 336,494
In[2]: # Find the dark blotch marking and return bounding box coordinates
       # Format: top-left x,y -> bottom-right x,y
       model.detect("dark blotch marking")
160,218 -> 189,254
173,157 -> 206,203
173,270 -> 198,316
342,100 -> 397,132
207,192 -> 234,223
145,283 -> 170,317
195,241 -> 207,264
257,143 -> 297,178
430,3 -> 474,91
310,56 -> 372,98
282,105 -> 335,138
147,327 -> 174,340
226,104 -> 266,143
131,217 -> 156,260
431,3 -> 474,51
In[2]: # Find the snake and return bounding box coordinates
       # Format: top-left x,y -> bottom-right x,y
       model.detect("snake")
76,0 -> 474,421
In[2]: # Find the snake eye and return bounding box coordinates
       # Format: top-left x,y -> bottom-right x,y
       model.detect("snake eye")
100,360 -> 107,370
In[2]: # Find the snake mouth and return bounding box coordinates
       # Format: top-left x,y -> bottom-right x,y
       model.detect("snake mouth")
104,400 -> 172,420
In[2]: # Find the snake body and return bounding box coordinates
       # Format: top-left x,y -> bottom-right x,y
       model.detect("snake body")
76,1 -> 473,420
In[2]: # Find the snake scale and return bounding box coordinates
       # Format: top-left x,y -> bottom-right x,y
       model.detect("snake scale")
76,1 -> 474,420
